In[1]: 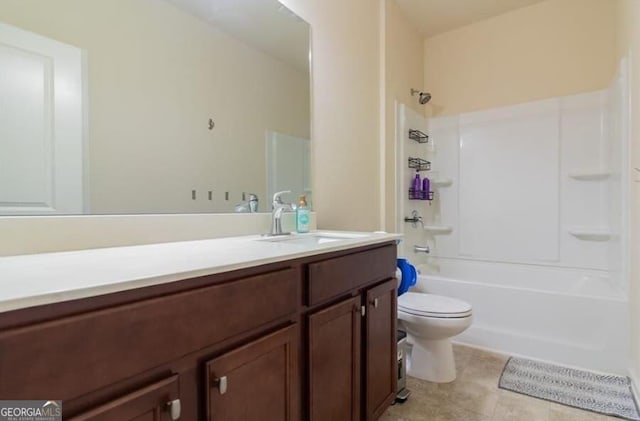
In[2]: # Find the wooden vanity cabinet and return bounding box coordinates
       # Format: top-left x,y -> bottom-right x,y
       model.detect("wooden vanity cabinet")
0,264 -> 300,419
306,245 -> 398,421
0,268 -> 298,400
307,279 -> 397,421
0,241 -> 397,421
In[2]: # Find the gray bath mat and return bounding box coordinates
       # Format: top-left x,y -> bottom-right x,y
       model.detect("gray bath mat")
499,357 -> 640,420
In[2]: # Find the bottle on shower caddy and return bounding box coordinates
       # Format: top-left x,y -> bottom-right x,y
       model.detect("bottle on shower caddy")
412,171 -> 421,200
422,176 -> 430,200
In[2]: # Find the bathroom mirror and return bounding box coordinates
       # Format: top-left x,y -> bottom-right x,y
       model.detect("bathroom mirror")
0,0 -> 311,215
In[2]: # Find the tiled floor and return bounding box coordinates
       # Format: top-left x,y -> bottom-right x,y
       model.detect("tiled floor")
382,344 -> 620,421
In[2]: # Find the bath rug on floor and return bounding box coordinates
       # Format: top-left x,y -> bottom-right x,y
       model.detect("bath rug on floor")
499,357 -> 640,420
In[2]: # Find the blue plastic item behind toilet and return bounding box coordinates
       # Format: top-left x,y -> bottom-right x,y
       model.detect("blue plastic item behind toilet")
397,258 -> 417,296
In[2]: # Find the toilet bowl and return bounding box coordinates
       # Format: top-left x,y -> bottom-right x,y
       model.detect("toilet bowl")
398,292 -> 472,383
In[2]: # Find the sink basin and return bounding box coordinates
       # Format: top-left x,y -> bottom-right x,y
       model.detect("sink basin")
259,231 -> 371,246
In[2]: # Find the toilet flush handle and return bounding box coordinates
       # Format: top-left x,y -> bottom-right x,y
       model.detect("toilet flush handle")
414,245 -> 430,254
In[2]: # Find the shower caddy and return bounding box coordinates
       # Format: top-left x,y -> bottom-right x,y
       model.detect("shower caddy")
407,129 -> 434,201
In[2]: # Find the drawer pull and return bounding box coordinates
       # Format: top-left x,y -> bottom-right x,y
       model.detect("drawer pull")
166,399 -> 181,420
214,376 -> 228,394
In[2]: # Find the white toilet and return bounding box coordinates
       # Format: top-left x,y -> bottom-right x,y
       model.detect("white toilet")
398,292 -> 472,383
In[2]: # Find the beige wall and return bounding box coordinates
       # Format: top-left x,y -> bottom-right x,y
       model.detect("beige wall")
0,0 -> 310,214
424,0 -> 617,116
616,0 -> 640,386
279,0 -> 383,231
384,0 -> 425,231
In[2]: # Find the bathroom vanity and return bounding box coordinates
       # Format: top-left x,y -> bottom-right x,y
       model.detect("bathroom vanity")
0,232 -> 399,420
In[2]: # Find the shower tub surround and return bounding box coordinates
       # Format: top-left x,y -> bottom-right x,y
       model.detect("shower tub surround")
395,62 -> 631,375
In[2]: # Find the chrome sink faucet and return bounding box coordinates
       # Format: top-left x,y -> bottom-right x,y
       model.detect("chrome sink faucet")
270,191 -> 294,236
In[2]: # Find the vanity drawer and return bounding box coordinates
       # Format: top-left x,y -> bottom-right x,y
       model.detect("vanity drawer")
0,268 -> 298,399
307,245 -> 396,306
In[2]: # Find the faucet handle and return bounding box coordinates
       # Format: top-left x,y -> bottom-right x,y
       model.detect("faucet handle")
272,191 -> 292,205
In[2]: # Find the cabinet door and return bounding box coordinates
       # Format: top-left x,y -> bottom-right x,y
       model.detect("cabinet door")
68,375 -> 180,421
309,296 -> 361,421
206,325 -> 298,421
365,279 -> 397,420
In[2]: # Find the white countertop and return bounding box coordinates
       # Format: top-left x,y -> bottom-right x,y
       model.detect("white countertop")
0,231 -> 401,313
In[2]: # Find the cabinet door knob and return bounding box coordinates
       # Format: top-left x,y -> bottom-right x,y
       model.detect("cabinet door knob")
214,376 -> 228,394
371,298 -> 379,308
165,399 -> 181,420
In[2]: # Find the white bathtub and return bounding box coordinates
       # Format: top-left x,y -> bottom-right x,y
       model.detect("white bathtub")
415,260 -> 630,374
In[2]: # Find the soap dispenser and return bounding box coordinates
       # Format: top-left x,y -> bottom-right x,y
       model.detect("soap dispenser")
296,195 -> 310,233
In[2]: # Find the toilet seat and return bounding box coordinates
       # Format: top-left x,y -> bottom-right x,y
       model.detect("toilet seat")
398,292 -> 472,318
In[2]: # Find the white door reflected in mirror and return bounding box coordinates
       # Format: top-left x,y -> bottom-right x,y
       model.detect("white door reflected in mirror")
0,23 -> 84,215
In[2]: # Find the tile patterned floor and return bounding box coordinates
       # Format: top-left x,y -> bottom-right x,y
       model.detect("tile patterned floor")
382,344 -> 621,421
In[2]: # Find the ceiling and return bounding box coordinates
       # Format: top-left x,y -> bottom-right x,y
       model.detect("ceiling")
164,0 -> 309,72
394,0 -> 548,38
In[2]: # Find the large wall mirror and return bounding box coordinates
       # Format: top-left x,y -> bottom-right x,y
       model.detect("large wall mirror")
0,0 -> 310,215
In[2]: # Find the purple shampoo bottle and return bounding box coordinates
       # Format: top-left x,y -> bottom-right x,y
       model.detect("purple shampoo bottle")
412,172 -> 421,199
422,177 -> 430,200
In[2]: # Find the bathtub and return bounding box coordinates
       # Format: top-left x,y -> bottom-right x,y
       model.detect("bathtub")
414,260 -> 630,374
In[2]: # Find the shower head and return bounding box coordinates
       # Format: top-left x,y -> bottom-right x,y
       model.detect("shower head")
419,92 -> 432,105
410,88 -> 432,105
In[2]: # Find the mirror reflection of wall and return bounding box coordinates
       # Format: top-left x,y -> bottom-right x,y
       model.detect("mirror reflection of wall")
0,0 -> 311,215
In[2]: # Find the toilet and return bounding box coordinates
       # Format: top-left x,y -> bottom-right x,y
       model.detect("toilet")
398,292 -> 472,383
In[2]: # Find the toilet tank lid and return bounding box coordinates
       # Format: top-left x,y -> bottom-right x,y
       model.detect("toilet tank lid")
398,292 -> 472,316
